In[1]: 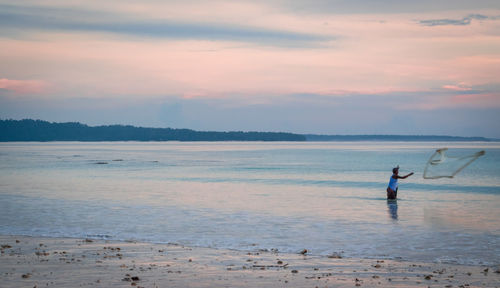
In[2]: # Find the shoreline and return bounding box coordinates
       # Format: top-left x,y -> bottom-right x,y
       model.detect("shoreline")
1,235 -> 499,287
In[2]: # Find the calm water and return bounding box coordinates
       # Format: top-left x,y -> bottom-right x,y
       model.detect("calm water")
1,142 -> 499,266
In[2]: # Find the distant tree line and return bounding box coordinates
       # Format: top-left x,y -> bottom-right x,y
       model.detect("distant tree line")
0,119 -> 306,141
0,119 -> 491,142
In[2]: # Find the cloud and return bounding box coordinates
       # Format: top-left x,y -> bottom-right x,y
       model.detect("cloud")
0,78 -> 49,94
0,4 -> 331,47
442,83 -> 472,92
419,14 -> 497,26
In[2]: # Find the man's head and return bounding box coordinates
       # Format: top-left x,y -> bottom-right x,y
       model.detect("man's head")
392,166 -> 399,174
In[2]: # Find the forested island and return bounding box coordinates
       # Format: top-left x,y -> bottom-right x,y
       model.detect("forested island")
0,119 -> 305,141
0,119 -> 493,142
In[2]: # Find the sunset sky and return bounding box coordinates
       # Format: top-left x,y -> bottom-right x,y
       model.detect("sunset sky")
1,0 -> 499,137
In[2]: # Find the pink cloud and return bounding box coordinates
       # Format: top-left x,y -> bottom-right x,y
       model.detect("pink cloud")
0,78 -> 49,94
442,83 -> 472,91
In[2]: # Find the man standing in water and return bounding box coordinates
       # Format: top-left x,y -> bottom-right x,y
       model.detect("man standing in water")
387,166 -> 414,199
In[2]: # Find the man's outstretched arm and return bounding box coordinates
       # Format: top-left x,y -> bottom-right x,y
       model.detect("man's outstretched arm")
397,172 -> 414,179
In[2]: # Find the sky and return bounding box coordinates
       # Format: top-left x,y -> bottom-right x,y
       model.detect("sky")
1,0 -> 500,137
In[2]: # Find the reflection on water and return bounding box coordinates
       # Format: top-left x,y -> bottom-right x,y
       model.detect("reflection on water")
387,199 -> 398,220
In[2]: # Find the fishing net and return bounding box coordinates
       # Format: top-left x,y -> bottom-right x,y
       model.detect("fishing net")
423,148 -> 485,179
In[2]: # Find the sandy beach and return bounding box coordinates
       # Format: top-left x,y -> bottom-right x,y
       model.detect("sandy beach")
0,235 -> 498,288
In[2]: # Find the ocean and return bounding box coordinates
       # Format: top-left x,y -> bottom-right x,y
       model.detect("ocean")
1,141 -> 499,266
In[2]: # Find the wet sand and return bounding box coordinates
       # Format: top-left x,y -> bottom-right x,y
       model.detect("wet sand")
1,235 -> 499,287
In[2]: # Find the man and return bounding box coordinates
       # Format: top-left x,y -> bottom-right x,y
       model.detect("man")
387,166 -> 414,199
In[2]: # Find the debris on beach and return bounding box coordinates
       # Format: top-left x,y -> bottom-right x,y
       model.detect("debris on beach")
252,262 -> 288,270
122,275 -> 140,282
299,249 -> 308,255
103,246 -> 121,251
433,268 -> 446,274
21,273 -> 31,279
328,252 -> 342,259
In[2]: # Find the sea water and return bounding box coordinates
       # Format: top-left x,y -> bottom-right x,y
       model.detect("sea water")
0,142 -> 499,266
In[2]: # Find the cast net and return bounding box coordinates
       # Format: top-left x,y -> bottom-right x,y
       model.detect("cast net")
423,148 -> 485,179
